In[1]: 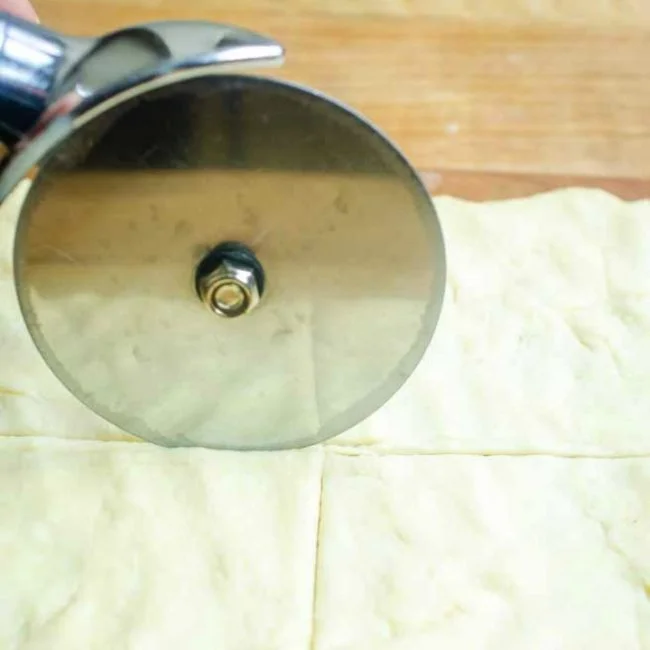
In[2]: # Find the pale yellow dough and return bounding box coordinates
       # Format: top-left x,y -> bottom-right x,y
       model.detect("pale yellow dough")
3,187 -> 650,649
0,438 -> 323,650
2,441 -> 650,649
312,453 -> 650,650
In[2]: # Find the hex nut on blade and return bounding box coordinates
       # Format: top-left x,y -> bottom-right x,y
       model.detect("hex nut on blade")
197,259 -> 261,318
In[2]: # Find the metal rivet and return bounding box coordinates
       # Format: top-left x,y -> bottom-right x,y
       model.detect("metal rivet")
196,252 -> 263,318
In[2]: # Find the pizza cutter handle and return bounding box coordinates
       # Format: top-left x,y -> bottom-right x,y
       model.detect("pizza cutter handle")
0,12 -> 65,148
0,13 -> 284,152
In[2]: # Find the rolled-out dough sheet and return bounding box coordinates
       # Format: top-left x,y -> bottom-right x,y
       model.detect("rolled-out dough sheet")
340,188 -> 650,454
313,452 -> 650,650
3,184 -> 650,650
0,437 -> 323,650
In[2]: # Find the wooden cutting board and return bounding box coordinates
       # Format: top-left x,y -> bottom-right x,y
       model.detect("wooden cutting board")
32,0 -> 650,200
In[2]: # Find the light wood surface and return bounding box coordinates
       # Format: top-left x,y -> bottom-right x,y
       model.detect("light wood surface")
32,0 -> 650,199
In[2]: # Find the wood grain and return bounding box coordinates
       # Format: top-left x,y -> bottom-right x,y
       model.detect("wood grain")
31,0 -> 650,199
35,0 -> 650,27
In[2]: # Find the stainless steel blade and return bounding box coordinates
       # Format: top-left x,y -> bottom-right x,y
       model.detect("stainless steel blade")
13,75 -> 445,449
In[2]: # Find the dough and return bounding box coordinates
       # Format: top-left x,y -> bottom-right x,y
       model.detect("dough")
312,452 -> 650,650
3,186 -> 650,649
340,189 -> 650,454
4,441 -> 650,650
0,437 -> 323,650
3,185 -> 650,453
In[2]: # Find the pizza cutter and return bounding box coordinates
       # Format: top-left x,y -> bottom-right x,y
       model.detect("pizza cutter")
0,13 -> 446,450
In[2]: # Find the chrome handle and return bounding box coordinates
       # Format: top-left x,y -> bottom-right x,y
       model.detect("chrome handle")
0,13 -> 65,148
0,14 -> 284,151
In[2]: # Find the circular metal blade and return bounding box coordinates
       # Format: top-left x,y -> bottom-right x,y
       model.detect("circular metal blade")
13,75 -> 445,449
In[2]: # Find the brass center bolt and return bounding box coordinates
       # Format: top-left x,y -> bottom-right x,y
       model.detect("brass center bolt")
195,243 -> 265,319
